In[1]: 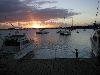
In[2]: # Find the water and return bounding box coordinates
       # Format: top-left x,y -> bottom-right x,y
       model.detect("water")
0,29 -> 94,59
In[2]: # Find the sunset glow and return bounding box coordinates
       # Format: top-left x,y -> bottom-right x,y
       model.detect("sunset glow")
31,21 -> 45,28
0,0 -> 100,29
32,23 -> 45,28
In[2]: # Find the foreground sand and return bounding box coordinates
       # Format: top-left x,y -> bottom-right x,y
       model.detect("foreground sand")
0,58 -> 100,75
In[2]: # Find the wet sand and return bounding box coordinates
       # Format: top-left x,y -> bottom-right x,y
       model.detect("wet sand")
0,58 -> 100,75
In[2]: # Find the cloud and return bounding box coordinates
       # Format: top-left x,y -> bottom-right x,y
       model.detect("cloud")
0,0 -> 32,22
32,8 -> 68,21
20,0 -> 37,6
0,0 -> 30,13
24,0 -> 57,9
27,8 -> 80,22
34,1 -> 57,5
0,0 -> 80,23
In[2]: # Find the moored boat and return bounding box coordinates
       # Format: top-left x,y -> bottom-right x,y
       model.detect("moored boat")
56,30 -> 62,33
90,29 -> 100,58
60,29 -> 71,36
0,30 -> 34,60
36,29 -> 49,34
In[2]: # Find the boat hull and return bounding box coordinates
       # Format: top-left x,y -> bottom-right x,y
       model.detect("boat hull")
60,32 -> 71,36
90,37 -> 100,58
14,44 -> 34,59
36,31 -> 49,34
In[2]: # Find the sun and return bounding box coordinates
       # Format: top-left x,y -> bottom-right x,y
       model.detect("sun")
32,23 -> 45,28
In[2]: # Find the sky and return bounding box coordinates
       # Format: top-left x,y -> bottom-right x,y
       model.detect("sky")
0,0 -> 100,28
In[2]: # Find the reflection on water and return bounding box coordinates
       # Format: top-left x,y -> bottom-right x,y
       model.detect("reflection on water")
0,29 -> 94,59
27,29 -> 94,59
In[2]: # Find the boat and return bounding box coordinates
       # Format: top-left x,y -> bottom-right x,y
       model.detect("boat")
56,27 -> 63,33
36,29 -> 49,34
57,16 -> 72,35
57,30 -> 62,33
83,29 -> 86,31
90,29 -> 100,58
60,29 -> 71,35
76,30 -> 79,33
0,30 -> 34,59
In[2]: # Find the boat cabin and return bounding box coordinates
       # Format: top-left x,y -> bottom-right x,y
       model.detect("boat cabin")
4,34 -> 30,50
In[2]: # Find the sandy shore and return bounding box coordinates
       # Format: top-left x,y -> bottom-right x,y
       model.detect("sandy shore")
0,58 -> 100,75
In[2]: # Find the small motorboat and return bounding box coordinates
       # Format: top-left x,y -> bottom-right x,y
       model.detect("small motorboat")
36,29 -> 49,34
60,30 -> 71,36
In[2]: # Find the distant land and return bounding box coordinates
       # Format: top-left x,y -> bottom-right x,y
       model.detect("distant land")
0,23 -> 100,30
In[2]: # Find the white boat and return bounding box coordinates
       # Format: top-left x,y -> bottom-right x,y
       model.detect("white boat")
90,29 -> 100,58
60,29 -> 71,36
0,30 -> 34,59
36,29 -> 49,34
57,30 -> 62,33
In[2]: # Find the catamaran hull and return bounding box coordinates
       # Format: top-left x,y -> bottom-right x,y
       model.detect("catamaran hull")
90,37 -> 100,58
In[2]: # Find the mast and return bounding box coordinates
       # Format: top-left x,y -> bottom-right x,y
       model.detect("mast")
95,1 -> 99,24
72,17 -> 73,26
94,1 -> 100,29
71,17 -> 73,30
11,24 -> 15,28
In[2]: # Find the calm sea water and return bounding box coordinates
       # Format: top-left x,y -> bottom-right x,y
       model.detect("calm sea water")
0,29 -> 94,59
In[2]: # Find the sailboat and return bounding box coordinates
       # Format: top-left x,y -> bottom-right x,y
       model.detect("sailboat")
60,28 -> 71,35
36,28 -> 49,34
36,23 -> 49,34
59,17 -> 71,36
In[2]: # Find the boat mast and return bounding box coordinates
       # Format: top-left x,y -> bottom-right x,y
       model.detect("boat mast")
95,1 -> 99,24
64,10 -> 68,30
94,1 -> 100,29
72,17 -> 73,26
